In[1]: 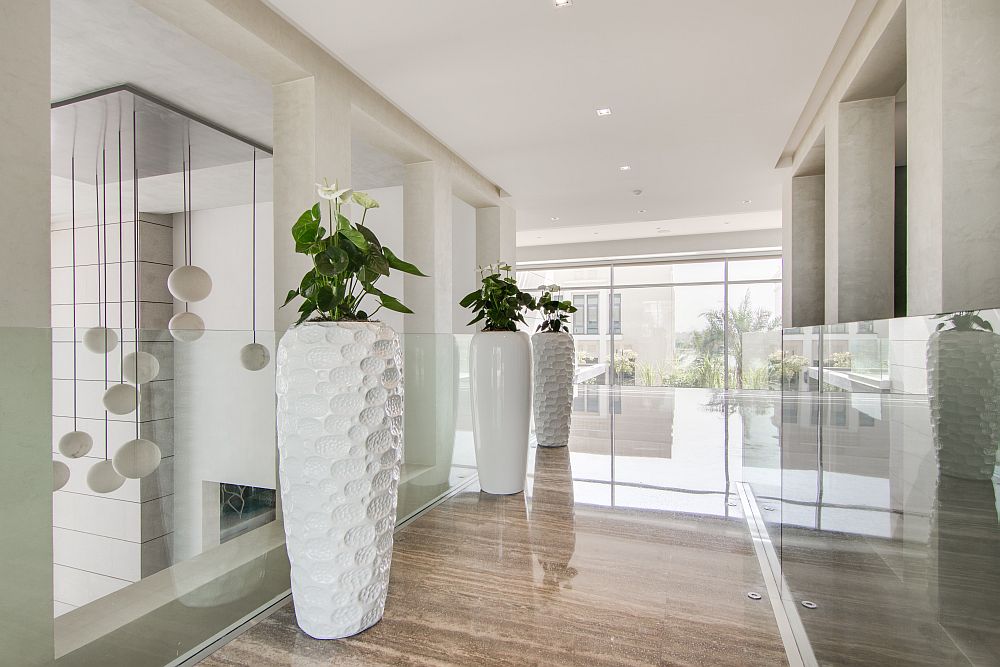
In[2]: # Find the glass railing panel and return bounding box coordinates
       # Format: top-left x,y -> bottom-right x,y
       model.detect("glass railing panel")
0,328 -> 484,665
775,309 -> 1000,665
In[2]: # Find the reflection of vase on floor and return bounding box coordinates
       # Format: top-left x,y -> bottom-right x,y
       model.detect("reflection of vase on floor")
931,475 -> 1000,660
528,446 -> 577,590
927,322 -> 1000,480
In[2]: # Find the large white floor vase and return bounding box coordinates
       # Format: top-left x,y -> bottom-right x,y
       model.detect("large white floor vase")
276,321 -> 403,639
470,331 -> 532,494
927,328 -> 1000,480
531,331 -> 575,448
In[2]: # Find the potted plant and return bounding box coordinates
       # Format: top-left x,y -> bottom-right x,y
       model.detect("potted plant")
459,263 -> 536,494
927,311 -> 1000,480
276,180 -> 426,640
531,285 -> 577,448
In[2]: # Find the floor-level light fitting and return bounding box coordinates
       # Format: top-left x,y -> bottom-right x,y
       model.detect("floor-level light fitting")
87,459 -> 125,493
103,383 -> 138,415
53,460 -> 70,492
169,311 -> 206,342
113,437 -> 162,479
123,350 -> 160,384
595,107 -> 612,117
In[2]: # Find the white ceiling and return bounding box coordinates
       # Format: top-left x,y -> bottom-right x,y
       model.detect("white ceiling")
265,0 -> 855,235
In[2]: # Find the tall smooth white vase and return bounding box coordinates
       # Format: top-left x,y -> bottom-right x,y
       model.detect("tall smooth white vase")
470,331 -> 532,494
276,321 -> 403,639
531,331 -> 576,448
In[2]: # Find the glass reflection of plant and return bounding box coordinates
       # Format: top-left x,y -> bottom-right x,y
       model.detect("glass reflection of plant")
534,284 -> 577,333
935,310 -> 994,333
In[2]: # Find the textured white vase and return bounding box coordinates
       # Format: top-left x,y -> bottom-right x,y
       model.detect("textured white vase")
470,331 -> 532,494
276,321 -> 403,639
927,328 -> 1000,480
531,331 -> 575,448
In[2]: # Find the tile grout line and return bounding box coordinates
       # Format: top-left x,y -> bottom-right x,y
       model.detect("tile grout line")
736,481 -> 816,667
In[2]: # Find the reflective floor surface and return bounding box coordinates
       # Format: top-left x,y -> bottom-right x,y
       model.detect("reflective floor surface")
199,388 -> 788,666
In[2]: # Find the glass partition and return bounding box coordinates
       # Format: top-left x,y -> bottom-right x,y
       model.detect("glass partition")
1,328 -> 477,665
747,309 -> 1000,665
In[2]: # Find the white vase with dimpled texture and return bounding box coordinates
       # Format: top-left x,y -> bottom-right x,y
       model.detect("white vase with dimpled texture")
276,321 -> 403,639
531,331 -> 575,448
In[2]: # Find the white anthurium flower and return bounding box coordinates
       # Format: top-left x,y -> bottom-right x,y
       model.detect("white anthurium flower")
316,181 -> 340,200
333,187 -> 353,203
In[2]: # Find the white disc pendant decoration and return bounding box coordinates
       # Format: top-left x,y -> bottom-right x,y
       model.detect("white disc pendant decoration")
113,438 -> 162,479
168,311 -> 205,342
122,351 -> 160,384
240,342 -> 270,371
87,459 -> 125,493
83,327 -> 119,354
103,383 -> 138,415
167,265 -> 212,302
53,460 -> 70,492
58,430 -> 94,458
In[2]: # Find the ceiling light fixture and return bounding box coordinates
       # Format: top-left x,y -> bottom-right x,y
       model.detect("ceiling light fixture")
632,189 -> 643,196
550,216 -> 560,221
554,0 -> 572,7
638,209 -> 647,214
742,199 -> 752,204
596,107 -> 612,117
619,164 -> 631,172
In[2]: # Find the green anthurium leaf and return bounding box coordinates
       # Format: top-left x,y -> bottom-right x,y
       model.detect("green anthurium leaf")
336,213 -> 351,231
384,247 -> 428,277
325,246 -> 349,274
356,310 -> 368,320
311,203 -> 321,220
292,209 -> 320,244
338,227 -> 368,251
281,289 -> 298,307
366,252 -> 390,277
297,298 -> 315,313
299,269 -> 317,293
459,290 -> 481,308
315,254 -> 338,277
356,224 -> 382,251
315,285 -> 334,311
467,311 -> 485,326
378,294 -> 413,314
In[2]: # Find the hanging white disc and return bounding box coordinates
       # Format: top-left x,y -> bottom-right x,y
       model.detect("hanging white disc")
87,459 -> 125,493
58,430 -> 94,458
53,460 -> 70,492
103,383 -> 138,415
123,351 -> 160,384
240,342 -> 271,371
83,326 -> 118,354
113,438 -> 162,479
168,311 -> 205,342
167,265 -> 212,302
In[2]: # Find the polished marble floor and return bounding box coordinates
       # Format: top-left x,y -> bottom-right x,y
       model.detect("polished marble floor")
200,388 -> 787,666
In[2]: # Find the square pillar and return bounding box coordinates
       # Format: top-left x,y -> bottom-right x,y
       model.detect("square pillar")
403,161 -> 453,335
825,97 -> 896,324
272,75 -> 351,331
907,0 -> 1000,314
784,174 -> 826,327
475,204 -> 516,271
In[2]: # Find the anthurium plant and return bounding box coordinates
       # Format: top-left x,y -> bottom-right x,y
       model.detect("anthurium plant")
460,263 -> 537,332
934,310 -> 994,333
535,284 -> 577,333
282,180 -> 426,324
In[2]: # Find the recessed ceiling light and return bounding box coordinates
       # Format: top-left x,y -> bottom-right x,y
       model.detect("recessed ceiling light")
593,232 -> 599,235
619,164 -> 632,172
596,107 -> 612,117
638,209 -> 647,214
742,199 -> 752,204
632,189 -> 643,196
550,216 -> 560,221
554,0 -> 572,7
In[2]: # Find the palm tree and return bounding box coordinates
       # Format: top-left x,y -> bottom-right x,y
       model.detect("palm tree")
698,293 -> 781,389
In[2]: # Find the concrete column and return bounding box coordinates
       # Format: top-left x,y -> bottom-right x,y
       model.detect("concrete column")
403,161 -> 453,335
825,97 -> 895,323
907,0 -> 1000,314
272,75 -> 351,331
475,203 -> 517,270
784,174 -> 826,327
0,1 -> 54,662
